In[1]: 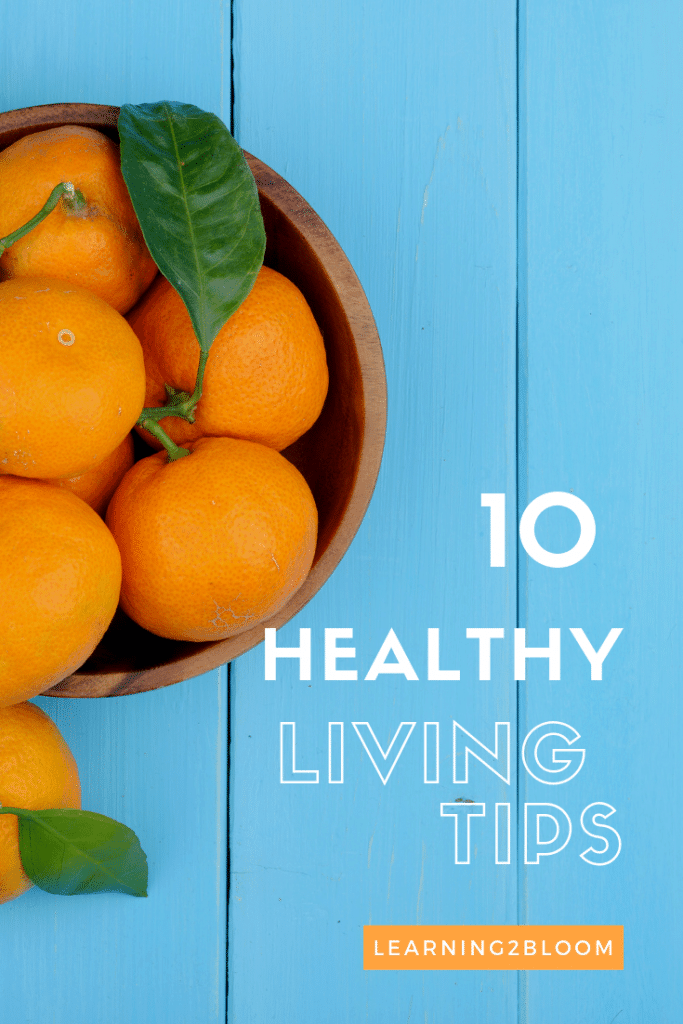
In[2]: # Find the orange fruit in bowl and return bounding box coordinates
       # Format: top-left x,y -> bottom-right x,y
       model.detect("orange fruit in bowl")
0,125 -> 157,314
128,265 -> 329,452
48,431 -> 135,516
0,276 -> 146,480
0,477 -> 122,707
0,702 -> 81,904
106,435 -> 318,642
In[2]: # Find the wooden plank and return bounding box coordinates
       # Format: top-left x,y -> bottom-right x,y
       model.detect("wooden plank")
230,1 -> 518,1019
0,0 -> 229,119
520,1 -> 683,1019
1,676 -> 227,1023
0,4 -> 229,1021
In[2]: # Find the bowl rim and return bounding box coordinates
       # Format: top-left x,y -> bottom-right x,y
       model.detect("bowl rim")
0,101 -> 387,697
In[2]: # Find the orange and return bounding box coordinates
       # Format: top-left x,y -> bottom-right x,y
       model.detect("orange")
49,431 -> 135,516
0,125 -> 157,314
0,701 -> 81,904
106,436 -> 318,641
0,276 -> 146,480
0,477 -> 122,706
128,265 -> 329,452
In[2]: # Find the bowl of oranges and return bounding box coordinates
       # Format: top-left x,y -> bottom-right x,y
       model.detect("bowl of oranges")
0,101 -> 386,700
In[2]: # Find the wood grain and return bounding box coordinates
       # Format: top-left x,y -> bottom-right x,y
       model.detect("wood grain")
0,8 -> 231,1022
518,2 -> 683,1020
229,1 -> 519,1021
2,3 -> 680,1023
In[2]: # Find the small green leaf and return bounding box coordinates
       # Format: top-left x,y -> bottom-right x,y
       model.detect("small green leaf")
0,807 -> 148,897
118,100 -> 266,352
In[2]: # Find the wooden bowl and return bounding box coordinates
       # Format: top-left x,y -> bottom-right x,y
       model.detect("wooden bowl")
0,102 -> 387,697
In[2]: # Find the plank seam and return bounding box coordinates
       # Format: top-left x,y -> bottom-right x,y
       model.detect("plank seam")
229,0 -> 235,135
516,0 -> 529,1020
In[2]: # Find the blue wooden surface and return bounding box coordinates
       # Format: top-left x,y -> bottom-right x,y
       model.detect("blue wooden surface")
519,3 -> 683,1021
1,1 -> 682,1021
4,677 -> 227,1023
0,4 -> 229,1021
231,2 -> 518,1020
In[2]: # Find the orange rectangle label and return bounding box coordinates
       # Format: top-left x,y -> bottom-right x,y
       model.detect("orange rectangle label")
364,926 -> 623,970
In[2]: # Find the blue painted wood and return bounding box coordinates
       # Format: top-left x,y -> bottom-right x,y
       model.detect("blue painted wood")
3,0 -> 678,1018
1,0 -> 230,119
0,675 -> 227,1022
519,1 -> 683,1020
0,4 -> 229,1021
231,1 -> 518,1020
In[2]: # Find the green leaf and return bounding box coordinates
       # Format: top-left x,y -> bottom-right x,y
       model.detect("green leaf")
0,807 -> 148,897
118,100 -> 265,352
